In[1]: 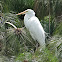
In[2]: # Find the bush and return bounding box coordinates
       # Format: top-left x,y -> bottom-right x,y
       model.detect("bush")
53,22 -> 62,35
2,0 -> 34,13
42,16 -> 55,35
16,48 -> 59,62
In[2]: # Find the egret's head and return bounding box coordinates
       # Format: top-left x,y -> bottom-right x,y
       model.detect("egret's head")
16,9 -> 35,16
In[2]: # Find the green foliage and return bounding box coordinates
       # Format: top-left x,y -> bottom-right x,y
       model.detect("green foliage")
16,52 -> 32,62
55,0 -> 62,16
53,22 -> 62,35
34,0 -> 62,19
48,35 -> 62,62
3,13 -> 23,28
0,13 -> 22,56
35,48 -> 59,62
2,0 -> 34,13
4,33 -> 21,56
16,48 -> 59,62
43,16 -> 55,34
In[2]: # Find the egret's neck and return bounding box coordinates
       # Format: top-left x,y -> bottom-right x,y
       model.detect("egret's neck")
24,13 -> 35,29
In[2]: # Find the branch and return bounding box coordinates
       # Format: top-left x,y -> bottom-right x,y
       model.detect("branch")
5,22 -> 17,29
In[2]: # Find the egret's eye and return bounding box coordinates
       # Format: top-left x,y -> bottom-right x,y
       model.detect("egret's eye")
26,11 -> 28,12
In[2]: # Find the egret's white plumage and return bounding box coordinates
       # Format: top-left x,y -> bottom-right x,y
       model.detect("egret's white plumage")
17,9 -> 45,49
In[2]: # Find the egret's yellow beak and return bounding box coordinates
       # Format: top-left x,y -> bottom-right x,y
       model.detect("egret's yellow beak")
16,11 -> 27,15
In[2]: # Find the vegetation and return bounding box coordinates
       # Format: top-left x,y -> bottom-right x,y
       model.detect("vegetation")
16,49 -> 59,62
0,0 -> 62,62
53,22 -> 62,35
1,0 -> 34,13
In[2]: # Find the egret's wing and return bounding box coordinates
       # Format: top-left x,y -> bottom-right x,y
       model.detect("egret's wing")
28,16 -> 45,35
28,16 -> 45,47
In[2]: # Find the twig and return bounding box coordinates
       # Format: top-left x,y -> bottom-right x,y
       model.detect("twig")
5,22 -> 17,29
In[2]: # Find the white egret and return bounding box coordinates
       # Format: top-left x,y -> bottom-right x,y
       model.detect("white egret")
16,9 -> 45,49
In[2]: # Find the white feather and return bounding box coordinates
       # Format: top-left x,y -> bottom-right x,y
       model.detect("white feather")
24,9 -> 45,48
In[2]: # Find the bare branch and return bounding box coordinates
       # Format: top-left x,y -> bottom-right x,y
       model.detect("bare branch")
5,22 -> 17,29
